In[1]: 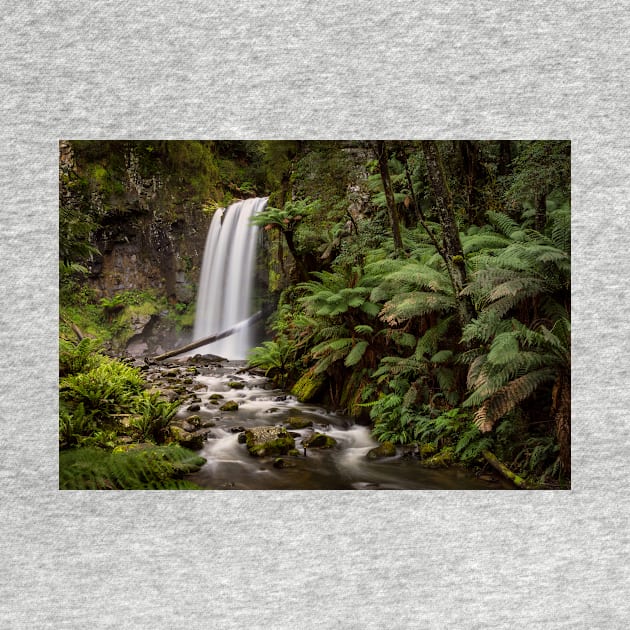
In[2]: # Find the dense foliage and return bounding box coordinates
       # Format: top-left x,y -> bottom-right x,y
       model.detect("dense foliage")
60,139 -> 570,488
247,140 -> 570,487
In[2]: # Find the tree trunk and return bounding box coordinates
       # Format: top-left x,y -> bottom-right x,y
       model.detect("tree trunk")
421,140 -> 475,327
552,371 -> 571,477
374,141 -> 404,253
153,310 -> 265,361
283,228 -> 311,282
534,191 -> 547,232
497,140 -> 512,176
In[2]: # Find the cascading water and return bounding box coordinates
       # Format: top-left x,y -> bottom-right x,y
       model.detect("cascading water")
193,197 -> 267,359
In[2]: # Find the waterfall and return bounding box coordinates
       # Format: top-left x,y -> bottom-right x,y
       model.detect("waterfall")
193,197 -> 267,359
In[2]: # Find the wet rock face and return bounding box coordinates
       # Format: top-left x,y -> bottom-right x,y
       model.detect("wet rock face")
243,426 -> 295,457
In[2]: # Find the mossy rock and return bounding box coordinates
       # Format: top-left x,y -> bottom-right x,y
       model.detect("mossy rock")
291,370 -> 326,403
227,381 -> 245,389
286,416 -> 313,429
220,400 -> 239,411
170,425 -> 206,450
303,433 -> 337,449
421,447 -> 454,468
243,426 -> 295,457
419,442 -> 437,458
367,441 -> 396,459
209,393 -> 224,400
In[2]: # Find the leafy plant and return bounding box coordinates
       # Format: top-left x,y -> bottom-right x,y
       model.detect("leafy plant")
130,391 -> 180,444
59,445 -> 206,490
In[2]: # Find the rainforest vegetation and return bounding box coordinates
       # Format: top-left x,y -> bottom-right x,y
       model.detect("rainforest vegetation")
59,140 -> 570,489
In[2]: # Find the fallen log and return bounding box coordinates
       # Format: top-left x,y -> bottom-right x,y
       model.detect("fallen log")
482,450 -> 529,489
60,316 -> 86,342
153,310 -> 265,361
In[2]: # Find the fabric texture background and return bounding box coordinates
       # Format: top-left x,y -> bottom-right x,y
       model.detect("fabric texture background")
1,1 -> 628,627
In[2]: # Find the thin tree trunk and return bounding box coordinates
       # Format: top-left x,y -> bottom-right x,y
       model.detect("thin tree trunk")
283,229 -> 311,282
534,191 -> 547,232
421,140 -> 475,327
552,371 -> 571,477
374,141 -> 404,253
497,140 -> 512,176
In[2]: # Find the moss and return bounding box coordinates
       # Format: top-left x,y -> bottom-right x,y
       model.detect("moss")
419,442 -> 437,457
247,436 -> 295,457
303,433 -> 337,449
209,393 -> 224,400
286,416 -> 313,429
219,400 -> 239,411
291,370 -> 326,403
421,446 -> 455,468
227,381 -> 245,389
367,441 -> 396,459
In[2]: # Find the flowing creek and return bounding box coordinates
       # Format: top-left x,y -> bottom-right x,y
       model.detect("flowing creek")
182,361 -> 505,490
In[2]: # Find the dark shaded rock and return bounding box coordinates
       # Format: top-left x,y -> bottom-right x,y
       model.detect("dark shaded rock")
366,441 -> 396,459
187,403 -> 201,412
303,433 -> 337,449
273,457 -> 297,469
186,415 -> 201,428
187,354 -> 227,365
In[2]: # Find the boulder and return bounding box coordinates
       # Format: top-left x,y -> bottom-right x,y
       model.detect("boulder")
220,400 -> 239,411
273,457 -> 297,469
366,441 -> 396,459
227,381 -> 245,389
170,425 -> 205,450
303,433 -> 337,449
243,426 -> 295,457
286,416 -> 313,429
290,370 -> 326,403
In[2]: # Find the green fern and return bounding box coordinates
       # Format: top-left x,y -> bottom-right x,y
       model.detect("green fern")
59,445 -> 206,490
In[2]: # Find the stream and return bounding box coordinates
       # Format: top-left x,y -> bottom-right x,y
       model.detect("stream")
181,362 -> 505,490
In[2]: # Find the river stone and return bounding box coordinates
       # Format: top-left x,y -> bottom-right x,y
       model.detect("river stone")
170,426 -> 205,450
366,441 -> 396,459
187,403 -> 201,412
303,433 -> 337,449
220,400 -> 239,411
243,426 -> 295,457
227,381 -> 245,389
273,457 -> 297,469
286,416 -> 313,429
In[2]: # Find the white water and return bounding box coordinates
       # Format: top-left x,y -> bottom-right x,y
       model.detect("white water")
193,197 -> 267,359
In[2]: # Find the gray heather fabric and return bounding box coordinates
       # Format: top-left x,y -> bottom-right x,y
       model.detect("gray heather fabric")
1,1 -> 628,628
